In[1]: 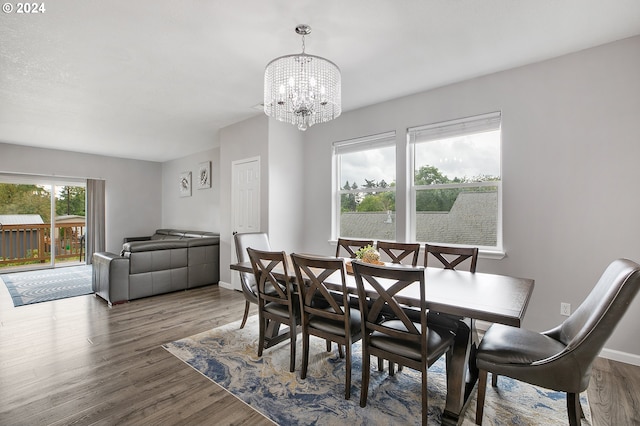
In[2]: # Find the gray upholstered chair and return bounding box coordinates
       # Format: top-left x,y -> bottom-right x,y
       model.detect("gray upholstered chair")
234,232 -> 271,329
475,258 -> 640,426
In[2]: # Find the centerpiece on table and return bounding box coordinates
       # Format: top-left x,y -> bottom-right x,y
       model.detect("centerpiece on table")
345,244 -> 384,274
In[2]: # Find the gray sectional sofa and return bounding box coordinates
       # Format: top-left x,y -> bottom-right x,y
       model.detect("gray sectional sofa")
92,229 -> 220,305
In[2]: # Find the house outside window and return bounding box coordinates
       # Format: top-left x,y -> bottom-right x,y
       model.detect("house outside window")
333,132 -> 396,241
409,111 -> 502,251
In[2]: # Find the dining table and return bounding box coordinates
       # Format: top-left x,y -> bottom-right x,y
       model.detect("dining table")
230,257 -> 535,426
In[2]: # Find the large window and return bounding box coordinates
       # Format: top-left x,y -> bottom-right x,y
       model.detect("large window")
409,112 -> 502,250
333,132 -> 396,241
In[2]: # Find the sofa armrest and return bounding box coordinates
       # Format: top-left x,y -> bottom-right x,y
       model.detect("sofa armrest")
92,252 -> 130,305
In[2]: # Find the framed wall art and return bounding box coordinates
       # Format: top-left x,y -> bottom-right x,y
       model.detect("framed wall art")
179,171 -> 192,197
198,161 -> 211,189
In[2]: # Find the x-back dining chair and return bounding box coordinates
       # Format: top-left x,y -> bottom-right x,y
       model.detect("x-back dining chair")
423,243 -> 480,375
374,240 -> 421,373
335,238 -> 374,259
234,232 -> 271,329
424,243 -> 479,272
475,258 -> 640,426
376,241 -> 420,266
290,253 -> 362,399
247,247 -> 300,372
352,261 -> 456,425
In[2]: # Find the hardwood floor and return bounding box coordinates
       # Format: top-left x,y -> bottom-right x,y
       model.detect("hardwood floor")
0,281 -> 638,425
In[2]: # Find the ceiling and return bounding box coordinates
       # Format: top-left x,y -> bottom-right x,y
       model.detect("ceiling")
2,1 -> 640,162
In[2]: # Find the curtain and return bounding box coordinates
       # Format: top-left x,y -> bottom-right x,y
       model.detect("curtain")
86,179 -> 105,264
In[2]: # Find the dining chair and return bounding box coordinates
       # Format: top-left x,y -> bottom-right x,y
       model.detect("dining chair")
247,247 -> 300,372
234,232 -> 272,329
424,243 -> 481,377
335,238 -> 374,258
475,258 -> 640,426
373,240 -> 421,373
376,241 -> 420,266
290,253 -> 362,399
424,243 -> 479,272
352,260 -> 456,425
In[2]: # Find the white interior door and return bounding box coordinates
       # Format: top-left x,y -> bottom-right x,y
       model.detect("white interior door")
231,157 -> 261,290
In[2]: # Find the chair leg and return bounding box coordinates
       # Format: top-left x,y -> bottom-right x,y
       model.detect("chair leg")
475,369 -> 488,425
567,392 -> 582,426
491,373 -> 498,387
326,339 -> 331,352
344,342 -> 351,400
289,320 -> 297,373
239,301 -> 251,329
421,364 -> 428,426
301,331 -> 310,379
389,361 -> 395,376
360,345 -> 370,408
338,344 -> 344,358
258,315 -> 266,357
377,357 -> 384,371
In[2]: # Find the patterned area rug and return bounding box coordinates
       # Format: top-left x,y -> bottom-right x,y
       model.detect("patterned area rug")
164,316 -> 591,425
0,265 -> 93,307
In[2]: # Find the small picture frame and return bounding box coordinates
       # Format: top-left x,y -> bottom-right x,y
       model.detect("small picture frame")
198,161 -> 211,189
179,171 -> 192,197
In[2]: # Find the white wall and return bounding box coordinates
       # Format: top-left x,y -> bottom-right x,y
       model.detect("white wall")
300,36 -> 640,360
267,120 -> 305,252
218,115 -> 269,285
0,142 -> 162,253
161,146 -> 221,232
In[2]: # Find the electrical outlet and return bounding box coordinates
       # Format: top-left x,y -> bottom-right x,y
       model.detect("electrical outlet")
560,302 -> 571,316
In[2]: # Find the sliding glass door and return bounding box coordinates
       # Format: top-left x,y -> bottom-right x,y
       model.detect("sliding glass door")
0,176 -> 86,272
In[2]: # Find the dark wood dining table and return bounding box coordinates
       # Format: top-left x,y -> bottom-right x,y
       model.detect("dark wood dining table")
230,258 -> 535,425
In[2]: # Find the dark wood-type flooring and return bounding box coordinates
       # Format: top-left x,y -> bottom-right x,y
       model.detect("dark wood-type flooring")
0,281 -> 638,425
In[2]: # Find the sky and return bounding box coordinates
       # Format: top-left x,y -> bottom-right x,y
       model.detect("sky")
339,130 -> 501,188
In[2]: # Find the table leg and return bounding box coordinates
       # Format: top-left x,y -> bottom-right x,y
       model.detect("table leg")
442,318 -> 478,426
263,319 -> 294,349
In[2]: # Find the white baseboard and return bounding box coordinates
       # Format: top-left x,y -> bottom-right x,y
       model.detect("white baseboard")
599,348 -> 640,366
218,281 -> 235,291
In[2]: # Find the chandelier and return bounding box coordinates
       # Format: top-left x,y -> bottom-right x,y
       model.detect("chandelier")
264,24 -> 342,131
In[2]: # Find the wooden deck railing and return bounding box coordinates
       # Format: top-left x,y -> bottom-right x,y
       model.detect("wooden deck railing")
0,222 -> 85,267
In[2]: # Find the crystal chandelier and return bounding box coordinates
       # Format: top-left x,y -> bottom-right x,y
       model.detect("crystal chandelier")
264,24 -> 342,131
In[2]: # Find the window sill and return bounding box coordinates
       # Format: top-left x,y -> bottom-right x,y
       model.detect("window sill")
478,249 -> 506,260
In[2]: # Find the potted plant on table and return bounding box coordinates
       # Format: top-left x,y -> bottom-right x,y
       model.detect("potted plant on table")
346,244 -> 384,274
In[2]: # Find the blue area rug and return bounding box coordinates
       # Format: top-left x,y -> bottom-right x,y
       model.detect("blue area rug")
1,265 -> 93,307
164,316 -> 591,425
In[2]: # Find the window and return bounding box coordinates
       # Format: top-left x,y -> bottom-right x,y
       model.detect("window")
409,112 -> 502,251
333,132 -> 396,241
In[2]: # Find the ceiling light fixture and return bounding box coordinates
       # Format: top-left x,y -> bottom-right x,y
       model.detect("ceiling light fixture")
263,24 -> 342,131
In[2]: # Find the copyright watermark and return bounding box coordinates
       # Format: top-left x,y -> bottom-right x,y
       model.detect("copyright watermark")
3,3 -> 46,13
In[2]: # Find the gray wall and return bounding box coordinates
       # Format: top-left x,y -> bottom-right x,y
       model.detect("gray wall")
267,120 -> 305,252
0,142 -> 162,253
218,115 -> 269,286
161,146 -> 221,232
298,36 -> 640,361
